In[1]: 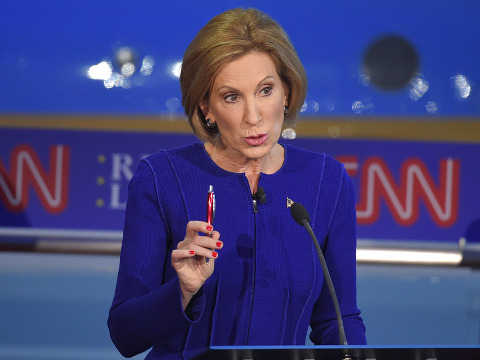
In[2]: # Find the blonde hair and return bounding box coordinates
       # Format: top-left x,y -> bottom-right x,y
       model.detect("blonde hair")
180,8 -> 308,143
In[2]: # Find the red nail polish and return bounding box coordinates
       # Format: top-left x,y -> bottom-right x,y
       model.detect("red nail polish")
189,251 -> 195,255
206,225 -> 213,231
212,252 -> 218,258
216,242 -> 222,247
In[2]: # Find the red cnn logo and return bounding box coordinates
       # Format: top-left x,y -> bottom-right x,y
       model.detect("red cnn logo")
0,144 -> 70,214
338,156 -> 460,227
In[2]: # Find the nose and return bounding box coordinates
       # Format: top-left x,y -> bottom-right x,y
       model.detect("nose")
243,97 -> 261,126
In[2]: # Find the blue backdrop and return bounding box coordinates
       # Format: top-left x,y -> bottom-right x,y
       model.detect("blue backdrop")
1,128 -> 478,246
1,1 -> 480,116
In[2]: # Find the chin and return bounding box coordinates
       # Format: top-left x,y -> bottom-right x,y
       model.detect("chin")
242,144 -> 274,160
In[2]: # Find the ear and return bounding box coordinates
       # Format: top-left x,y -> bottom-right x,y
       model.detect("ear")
282,82 -> 290,107
199,100 -> 210,119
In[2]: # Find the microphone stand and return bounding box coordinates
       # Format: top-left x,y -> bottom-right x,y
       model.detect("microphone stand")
288,199 -> 351,360
301,219 -> 348,347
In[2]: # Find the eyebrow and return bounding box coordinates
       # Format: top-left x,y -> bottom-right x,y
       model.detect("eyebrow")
216,75 -> 276,93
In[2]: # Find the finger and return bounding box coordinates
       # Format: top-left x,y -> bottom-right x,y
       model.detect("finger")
171,249 -> 196,263
192,232 -> 222,249
188,244 -> 219,260
178,231 -> 221,250
186,221 -> 215,238
209,231 -> 221,241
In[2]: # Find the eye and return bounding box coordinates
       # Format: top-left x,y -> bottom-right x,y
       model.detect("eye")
260,86 -> 273,96
224,93 -> 238,103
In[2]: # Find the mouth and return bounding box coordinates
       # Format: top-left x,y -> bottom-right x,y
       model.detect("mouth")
244,133 -> 269,146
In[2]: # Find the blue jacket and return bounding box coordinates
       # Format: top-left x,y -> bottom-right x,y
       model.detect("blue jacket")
108,142 -> 366,359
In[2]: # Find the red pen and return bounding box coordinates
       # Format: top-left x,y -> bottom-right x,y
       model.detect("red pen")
206,185 -> 215,235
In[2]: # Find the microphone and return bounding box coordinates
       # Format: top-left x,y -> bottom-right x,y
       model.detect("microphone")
288,198 -> 349,346
252,187 -> 266,213
257,187 -> 266,204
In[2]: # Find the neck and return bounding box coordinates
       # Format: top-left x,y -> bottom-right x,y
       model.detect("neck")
204,140 -> 284,193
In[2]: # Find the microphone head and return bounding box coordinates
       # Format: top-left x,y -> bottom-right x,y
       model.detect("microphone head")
257,187 -> 266,204
290,201 -> 310,226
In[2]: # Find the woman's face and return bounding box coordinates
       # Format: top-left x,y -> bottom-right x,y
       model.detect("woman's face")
202,52 -> 289,163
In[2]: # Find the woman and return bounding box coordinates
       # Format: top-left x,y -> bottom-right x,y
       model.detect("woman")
108,7 -> 366,359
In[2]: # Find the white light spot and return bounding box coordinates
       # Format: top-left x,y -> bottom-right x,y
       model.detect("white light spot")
352,100 -> 364,114
140,56 -> 155,76
409,74 -> 429,101
425,101 -> 438,113
309,100 -> 320,113
166,97 -> 181,111
171,61 -> 182,78
87,61 -> 113,80
121,63 -> 135,77
359,72 -> 370,87
300,102 -> 307,113
451,74 -> 471,99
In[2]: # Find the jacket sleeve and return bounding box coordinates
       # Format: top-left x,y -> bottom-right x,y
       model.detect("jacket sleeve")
309,163 -> 367,345
107,159 -> 205,358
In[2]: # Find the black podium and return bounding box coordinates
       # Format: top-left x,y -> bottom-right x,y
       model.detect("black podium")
193,345 -> 480,360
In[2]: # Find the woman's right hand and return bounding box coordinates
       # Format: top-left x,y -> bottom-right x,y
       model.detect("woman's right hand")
171,221 -> 222,310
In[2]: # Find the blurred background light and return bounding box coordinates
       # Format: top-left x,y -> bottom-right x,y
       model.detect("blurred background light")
140,56 -> 155,76
426,101 -> 438,113
121,63 -> 135,77
328,125 -> 341,138
115,47 -> 137,70
352,98 -> 375,114
87,61 -> 113,80
165,97 -> 181,111
104,73 -> 125,89
308,100 -> 320,113
87,47 -> 156,90
358,72 -> 371,87
452,74 -> 472,99
352,100 -> 365,114
171,61 -> 182,78
300,102 -> 307,113
409,73 -> 430,101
